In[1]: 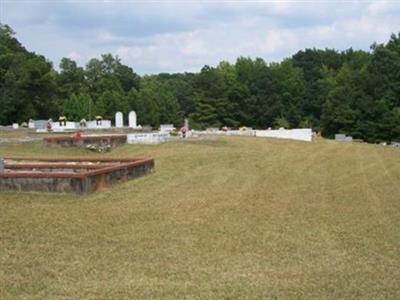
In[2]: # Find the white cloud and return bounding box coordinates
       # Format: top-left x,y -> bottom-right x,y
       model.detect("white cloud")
2,0 -> 400,74
112,3 -> 400,72
116,46 -> 143,60
367,0 -> 400,16
181,34 -> 209,56
67,51 -> 83,61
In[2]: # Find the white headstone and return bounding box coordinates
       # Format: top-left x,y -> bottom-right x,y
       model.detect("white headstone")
335,134 -> 346,141
115,112 -> 123,128
128,111 -> 137,128
160,124 -> 175,132
28,120 -> 35,129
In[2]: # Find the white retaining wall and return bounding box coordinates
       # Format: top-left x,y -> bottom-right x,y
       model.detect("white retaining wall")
194,128 -> 312,141
160,124 -> 175,132
86,120 -> 112,129
52,122 -> 78,131
28,119 -> 112,131
127,132 -> 170,144
29,120 -> 48,129
196,130 -> 254,136
255,128 -> 312,142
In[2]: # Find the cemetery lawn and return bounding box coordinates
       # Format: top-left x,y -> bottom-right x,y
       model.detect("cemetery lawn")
0,136 -> 399,299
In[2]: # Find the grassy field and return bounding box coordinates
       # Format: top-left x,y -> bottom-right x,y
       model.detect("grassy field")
0,135 -> 399,299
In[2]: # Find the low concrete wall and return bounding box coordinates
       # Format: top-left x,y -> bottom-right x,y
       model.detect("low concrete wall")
44,135 -> 127,147
86,120 -> 112,129
80,161 -> 153,193
52,122 -> 79,131
127,132 -> 170,144
255,128 -> 313,142
0,157 -> 154,194
194,130 -> 254,137
29,119 -> 112,131
193,128 -> 313,141
0,177 -> 85,193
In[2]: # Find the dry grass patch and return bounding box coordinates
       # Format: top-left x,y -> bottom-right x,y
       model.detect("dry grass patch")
1,136 -> 399,299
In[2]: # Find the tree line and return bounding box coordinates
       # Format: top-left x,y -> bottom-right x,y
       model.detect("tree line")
1,23 -> 399,142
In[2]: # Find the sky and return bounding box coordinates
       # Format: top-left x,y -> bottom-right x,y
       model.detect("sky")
1,0 -> 400,75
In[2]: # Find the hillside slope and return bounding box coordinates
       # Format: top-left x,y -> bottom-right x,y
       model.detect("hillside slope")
1,137 -> 399,299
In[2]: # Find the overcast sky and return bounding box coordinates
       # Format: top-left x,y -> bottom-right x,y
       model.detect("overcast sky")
1,0 -> 400,74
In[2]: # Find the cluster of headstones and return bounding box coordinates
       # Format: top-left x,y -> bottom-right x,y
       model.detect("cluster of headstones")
115,111 -> 137,128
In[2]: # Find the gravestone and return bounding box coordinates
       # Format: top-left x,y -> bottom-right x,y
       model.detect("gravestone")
184,118 -> 189,130
160,124 -> 175,132
115,112 -> 123,128
391,142 -> 400,148
28,120 -> 47,130
335,134 -> 346,141
335,134 -> 352,142
128,111 -> 137,128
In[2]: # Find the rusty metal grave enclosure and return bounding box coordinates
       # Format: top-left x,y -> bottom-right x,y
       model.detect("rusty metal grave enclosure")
0,157 -> 154,194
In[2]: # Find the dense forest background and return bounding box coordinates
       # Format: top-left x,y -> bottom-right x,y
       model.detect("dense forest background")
1,23 -> 399,142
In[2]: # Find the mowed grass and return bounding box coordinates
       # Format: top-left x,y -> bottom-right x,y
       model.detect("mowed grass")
0,136 -> 399,299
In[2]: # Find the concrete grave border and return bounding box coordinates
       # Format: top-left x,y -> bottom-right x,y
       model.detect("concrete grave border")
0,156 -> 154,194
44,135 -> 127,147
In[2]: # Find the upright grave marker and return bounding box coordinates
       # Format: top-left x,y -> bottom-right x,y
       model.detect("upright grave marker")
129,111 -> 137,128
115,112 -> 123,128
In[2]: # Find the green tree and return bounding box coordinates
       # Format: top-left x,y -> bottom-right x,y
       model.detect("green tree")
95,90 -> 129,120
58,57 -> 85,100
274,116 -> 290,129
0,23 -> 58,123
63,93 -> 93,121
321,64 -> 359,137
